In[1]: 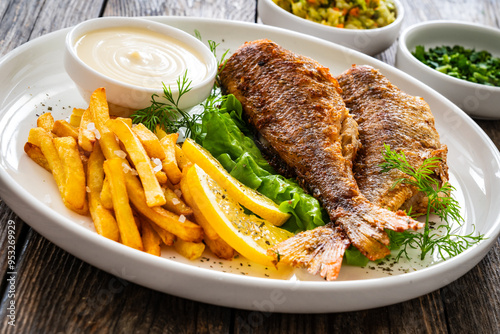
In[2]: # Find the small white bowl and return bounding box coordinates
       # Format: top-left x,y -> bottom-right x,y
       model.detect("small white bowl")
64,17 -> 217,116
258,0 -> 404,56
396,21 -> 500,119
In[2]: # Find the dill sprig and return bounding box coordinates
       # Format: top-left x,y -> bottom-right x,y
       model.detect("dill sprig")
130,71 -> 196,134
380,144 -> 484,261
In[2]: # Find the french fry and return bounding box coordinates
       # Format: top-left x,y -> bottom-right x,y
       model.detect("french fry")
133,213 -> 143,232
106,118 -> 166,207
53,136 -> 88,215
70,107 -> 85,127
24,142 -> 51,172
124,172 -> 203,242
140,218 -> 161,256
204,236 -> 235,260
87,142 -> 120,241
89,88 -> 121,160
78,108 -> 96,152
104,157 -> 143,250
160,133 -> 182,184
28,127 -> 65,198
165,178 -> 181,192
116,117 -> 133,127
155,170 -> 168,184
162,186 -> 193,216
132,123 -> 166,160
37,112 -> 54,132
180,171 -> 218,240
100,176 -> 114,210
174,239 -> 205,260
52,120 -> 78,139
175,144 -> 192,171
147,219 -> 176,246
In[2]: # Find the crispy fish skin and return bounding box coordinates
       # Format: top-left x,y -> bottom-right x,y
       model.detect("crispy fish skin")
337,65 -> 449,213
219,40 -> 422,279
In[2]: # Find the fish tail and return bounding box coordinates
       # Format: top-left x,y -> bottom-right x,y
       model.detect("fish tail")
267,223 -> 350,281
337,197 -> 424,261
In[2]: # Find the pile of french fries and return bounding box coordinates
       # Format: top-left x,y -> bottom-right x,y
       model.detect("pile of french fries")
25,87 -> 234,261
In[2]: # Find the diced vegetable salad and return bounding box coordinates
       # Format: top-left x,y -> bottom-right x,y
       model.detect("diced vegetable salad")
273,0 -> 396,29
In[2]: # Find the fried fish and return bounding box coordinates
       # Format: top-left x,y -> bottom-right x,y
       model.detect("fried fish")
219,40 -> 422,280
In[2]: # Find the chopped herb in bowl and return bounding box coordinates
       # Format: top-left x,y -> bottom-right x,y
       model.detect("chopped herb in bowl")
412,45 -> 500,87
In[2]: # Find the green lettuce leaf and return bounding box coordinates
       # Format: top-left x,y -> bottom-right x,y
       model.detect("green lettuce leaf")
343,246 -> 370,267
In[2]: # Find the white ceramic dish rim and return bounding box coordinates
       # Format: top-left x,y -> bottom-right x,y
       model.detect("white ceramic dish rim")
398,20 -> 500,93
65,16 -> 218,95
0,16 -> 499,313
260,0 -> 404,35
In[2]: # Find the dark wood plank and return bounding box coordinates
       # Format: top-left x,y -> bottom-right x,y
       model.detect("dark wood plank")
29,0 -> 104,39
387,291 -> 448,334
0,202 -> 27,288
102,0 -> 257,22
0,209 -> 27,332
0,0 -> 102,56
0,0 -> 46,55
444,245 -> 500,333
231,292 -> 447,333
0,1 -> 9,20
477,120 -> 500,150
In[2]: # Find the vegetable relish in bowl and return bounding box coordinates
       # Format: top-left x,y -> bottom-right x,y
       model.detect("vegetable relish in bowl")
273,0 -> 396,29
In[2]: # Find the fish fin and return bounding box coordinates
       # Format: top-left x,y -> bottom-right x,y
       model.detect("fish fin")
338,215 -> 390,261
337,197 -> 423,261
267,224 -> 350,281
380,208 -> 424,231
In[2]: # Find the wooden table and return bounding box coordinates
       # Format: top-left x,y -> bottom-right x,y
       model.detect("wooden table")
1,1 -> 499,332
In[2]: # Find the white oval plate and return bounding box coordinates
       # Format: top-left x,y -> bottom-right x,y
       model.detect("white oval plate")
1,17 -> 499,313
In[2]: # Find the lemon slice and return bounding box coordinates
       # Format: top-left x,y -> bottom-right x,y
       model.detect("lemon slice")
185,164 -> 294,266
182,138 -> 290,226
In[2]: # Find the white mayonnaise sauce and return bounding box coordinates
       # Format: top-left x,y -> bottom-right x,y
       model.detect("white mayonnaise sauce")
74,26 -> 209,89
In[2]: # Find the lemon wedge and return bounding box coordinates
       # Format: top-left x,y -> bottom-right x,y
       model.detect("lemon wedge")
185,164 -> 294,266
182,138 -> 290,226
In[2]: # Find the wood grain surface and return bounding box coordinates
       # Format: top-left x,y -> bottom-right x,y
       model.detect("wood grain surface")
0,0 -> 499,333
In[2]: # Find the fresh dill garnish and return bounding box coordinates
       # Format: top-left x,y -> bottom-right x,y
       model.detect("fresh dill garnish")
131,32 -> 230,142
130,70 -> 196,134
380,144 -> 484,261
